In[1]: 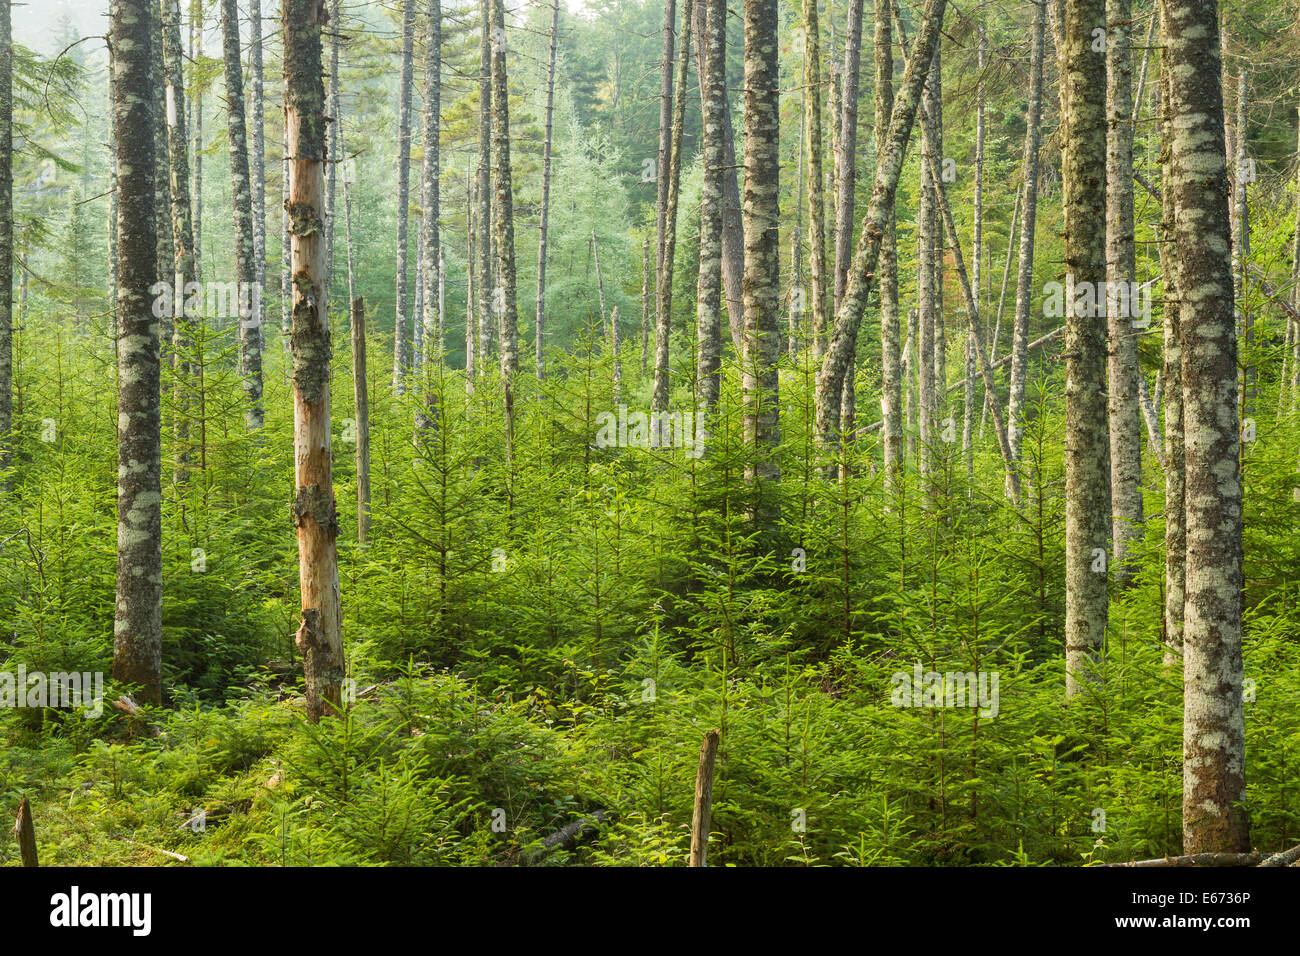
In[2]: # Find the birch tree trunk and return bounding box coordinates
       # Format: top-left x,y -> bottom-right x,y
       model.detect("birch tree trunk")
742,0 -> 781,491
651,0 -> 676,411
285,0 -> 344,723
1062,0 -> 1111,698
475,1 -> 492,373
655,0 -> 693,412
875,0 -> 901,485
190,0 -> 202,284
696,0 -> 724,414
419,0 -> 441,397
834,0 -> 864,316
1008,0 -> 1045,492
251,0 -> 267,352
1106,0 -> 1142,588
916,45 -> 940,477
1165,0 -> 1249,854
151,0 -> 174,355
111,0 -> 163,705
221,0 -> 264,429
802,0 -> 827,358
535,0 -> 558,381
490,0 -> 518,427
816,0 -> 946,450
393,0 -> 416,393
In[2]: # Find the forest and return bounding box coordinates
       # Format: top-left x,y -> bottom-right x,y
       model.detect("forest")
0,0 -> 1297,874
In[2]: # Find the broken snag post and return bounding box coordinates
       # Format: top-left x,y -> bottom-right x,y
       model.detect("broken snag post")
14,796 -> 37,867
689,729 -> 720,867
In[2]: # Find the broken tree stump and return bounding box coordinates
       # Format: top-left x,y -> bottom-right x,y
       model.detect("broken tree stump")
13,796 -> 38,867
689,729 -> 720,867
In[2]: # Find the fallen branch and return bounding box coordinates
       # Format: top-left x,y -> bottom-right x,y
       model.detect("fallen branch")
120,838 -> 190,864
1105,851 -> 1264,868
1258,843 -> 1300,867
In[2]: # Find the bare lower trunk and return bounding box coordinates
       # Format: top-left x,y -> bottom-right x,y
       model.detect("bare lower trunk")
696,0 -> 725,415
535,0 -> 558,381
285,0 -> 344,722
393,0 -> 416,393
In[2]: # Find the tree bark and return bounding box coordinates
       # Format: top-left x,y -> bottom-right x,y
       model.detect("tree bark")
351,297 -> 370,544
742,0 -> 781,493
834,0 -> 865,316
0,0 -> 11,476
251,0 -> 268,357
803,0 -> 827,358
490,0 -> 518,420
875,0 -> 900,485
1107,0 -> 1142,588
221,0 -> 264,429
696,0 -> 724,415
1062,0 -> 1111,698
285,0 -> 344,723
815,0 -> 946,450
655,0 -> 693,412
652,0 -> 676,411
535,0 -> 558,381
475,1 -> 492,373
689,730 -> 720,867
419,0 -> 441,408
1165,0 -> 1249,854
393,0 -> 416,393
111,0 -> 163,705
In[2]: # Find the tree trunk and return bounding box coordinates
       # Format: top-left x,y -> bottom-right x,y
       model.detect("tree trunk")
696,0 -> 724,415
652,0 -> 677,411
393,0 -> 416,393
815,0 -> 946,450
251,0 -> 267,356
640,236 -> 650,377
1062,0 -> 1111,698
1158,37 -> 1183,670
1008,0 -> 1045,493
742,0 -> 781,493
221,0 -> 264,429
151,0 -> 174,357
325,0 -> 339,287
351,297 -> 370,544
190,0 -> 202,284
1165,0 -> 1249,855
875,0 -> 900,485
655,0 -> 693,412
535,0 -> 558,381
803,0 -> 827,358
689,0 -> 744,351
475,2 -> 492,373
419,0 -> 441,406
834,0 -> 864,316
916,45 -> 939,477
962,26 -> 984,482
688,730 -> 720,867
490,0 -> 519,444
1106,0 -> 1141,588
111,0 -> 163,705
285,0 -> 344,723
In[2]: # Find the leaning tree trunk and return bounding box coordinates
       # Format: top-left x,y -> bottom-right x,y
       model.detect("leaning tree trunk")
535,0 -> 558,381
285,0 -> 344,723
1165,0 -> 1249,855
696,0 -> 725,415
875,0 -> 900,485
654,0 -> 692,413
393,0 -> 416,393
802,0 -> 827,359
0,0 -> 11,477
1062,0 -> 1111,699
1008,0 -> 1045,493
1106,0 -> 1142,589
111,0 -> 163,705
221,0 -> 264,429
490,0 -> 518,431
742,0 -> 780,494
815,0 -> 946,450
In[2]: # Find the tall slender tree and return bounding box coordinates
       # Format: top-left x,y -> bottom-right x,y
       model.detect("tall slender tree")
393,0 -> 416,393
221,0 -> 264,428
0,0 -> 11,478
111,0 -> 163,704
802,0 -> 827,357
535,0 -> 559,381
490,0 -> 518,425
875,0 -> 900,483
419,0 -> 441,386
697,0 -> 725,415
655,0 -> 692,412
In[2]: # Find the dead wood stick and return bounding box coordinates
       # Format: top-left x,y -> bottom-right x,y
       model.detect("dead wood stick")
689,729 -> 721,867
